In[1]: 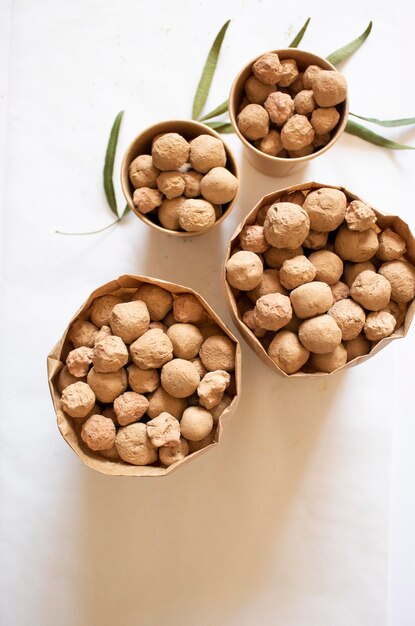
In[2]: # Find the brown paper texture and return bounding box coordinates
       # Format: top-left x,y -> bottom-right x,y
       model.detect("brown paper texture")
47,274 -> 241,476
223,181 -> 415,378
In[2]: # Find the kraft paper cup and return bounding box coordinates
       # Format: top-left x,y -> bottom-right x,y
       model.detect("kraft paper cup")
48,275 -> 241,475
121,120 -> 239,236
223,182 -> 415,377
229,50 -> 349,177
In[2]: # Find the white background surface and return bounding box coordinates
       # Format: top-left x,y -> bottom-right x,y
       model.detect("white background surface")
1,1 -> 414,625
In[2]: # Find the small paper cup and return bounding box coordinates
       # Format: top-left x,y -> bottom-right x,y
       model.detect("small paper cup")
223,182 -> 415,377
48,275 -> 241,476
121,120 -> 239,236
229,49 -> 349,177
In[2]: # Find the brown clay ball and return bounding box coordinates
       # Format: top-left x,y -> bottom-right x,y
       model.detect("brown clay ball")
345,200 -> 377,232
309,344 -> 347,373
182,170 -> 203,198
237,104 -> 269,141
378,261 -> 415,303
133,187 -> 163,214
377,228 -> 406,261
303,230 -> 328,250
350,270 -> 392,311
90,294 -> 124,328
159,438 -> 189,466
303,188 -> 347,232
129,154 -> 159,189
344,261 -> 376,287
264,92 -> 294,126
81,414 -> 116,451
245,75 -> 276,104
279,255 -> 316,289
280,115 -> 314,151
57,365 -> 80,393
252,52 -> 283,84
328,299 -> 366,340
113,391 -> 149,426
253,293 -> 292,331
256,130 -> 283,156
294,90 -> 316,115
267,330 -> 310,374
264,245 -> 303,269
61,381 -> 96,418
303,65 -> 322,89
240,225 -> 269,254
147,386 -> 187,420
130,328 -> 173,369
189,134 -> 226,174
110,301 -> 150,344
180,406 -> 213,441
364,311 -> 396,341
127,364 -> 159,393
115,423 -> 158,465
199,335 -> 236,372
344,334 -> 372,362
147,412 -> 181,448
156,171 -> 185,199
66,346 -> 93,378
334,227 -> 379,262
161,359 -> 200,398
68,319 -> 99,349
92,335 -> 128,373
158,197 -> 185,230
330,281 -> 350,303
310,107 -> 340,134
132,284 -> 173,321
87,367 -> 128,403
308,250 -> 343,285
290,281 -> 334,319
200,167 -> 238,205
311,70 -> 347,107
167,323 -> 204,359
247,269 -> 287,303
298,314 -> 342,354
152,133 -> 190,171
279,59 -> 299,87
226,251 -> 263,291
264,202 -> 310,249
178,198 -> 216,232
173,294 -> 207,324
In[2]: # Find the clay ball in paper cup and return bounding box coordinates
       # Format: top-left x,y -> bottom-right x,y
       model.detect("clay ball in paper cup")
48,275 -> 241,476
121,120 -> 239,236
224,182 -> 415,377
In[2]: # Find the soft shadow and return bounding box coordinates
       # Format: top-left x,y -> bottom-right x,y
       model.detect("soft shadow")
76,348 -> 346,626
138,224 -> 226,310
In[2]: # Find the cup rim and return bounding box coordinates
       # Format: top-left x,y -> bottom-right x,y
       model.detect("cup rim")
120,119 -> 240,237
229,48 -> 349,165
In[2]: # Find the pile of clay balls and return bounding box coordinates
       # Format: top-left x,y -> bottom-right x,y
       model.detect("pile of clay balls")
129,132 -> 238,232
236,52 -> 347,158
225,187 -> 415,374
57,283 -> 237,466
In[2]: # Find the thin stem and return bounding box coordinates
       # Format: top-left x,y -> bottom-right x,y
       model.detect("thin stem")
56,216 -> 122,236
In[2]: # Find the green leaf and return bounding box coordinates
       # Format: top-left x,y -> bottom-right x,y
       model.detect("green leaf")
192,20 -> 231,120
199,99 -> 229,121
289,17 -> 311,48
326,21 -> 372,65
345,120 -> 415,150
103,110 -> 124,217
204,121 -> 234,133
349,112 -> 415,127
